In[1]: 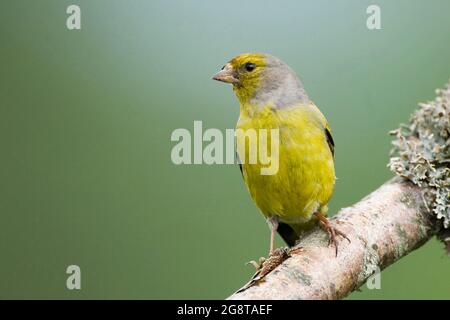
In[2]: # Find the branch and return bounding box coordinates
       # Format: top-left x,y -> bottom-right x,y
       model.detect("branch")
229,177 -> 437,300
228,80 -> 450,299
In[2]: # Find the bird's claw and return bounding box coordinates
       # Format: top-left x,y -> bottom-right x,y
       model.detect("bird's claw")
236,248 -> 291,294
319,220 -> 351,257
245,257 -> 266,271
247,248 -> 290,277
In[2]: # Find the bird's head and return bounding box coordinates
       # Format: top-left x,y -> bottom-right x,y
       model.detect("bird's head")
212,53 -> 309,108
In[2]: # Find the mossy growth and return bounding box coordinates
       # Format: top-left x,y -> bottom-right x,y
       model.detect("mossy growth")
389,80 -> 450,251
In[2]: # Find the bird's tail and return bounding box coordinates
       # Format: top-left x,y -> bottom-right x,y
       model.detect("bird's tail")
277,219 -> 318,247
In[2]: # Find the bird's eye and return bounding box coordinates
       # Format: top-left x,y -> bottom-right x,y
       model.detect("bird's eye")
244,62 -> 256,72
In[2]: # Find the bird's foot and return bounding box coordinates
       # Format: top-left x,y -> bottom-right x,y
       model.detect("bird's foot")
236,248 -> 290,294
246,257 -> 266,271
246,247 -> 289,277
318,218 -> 351,256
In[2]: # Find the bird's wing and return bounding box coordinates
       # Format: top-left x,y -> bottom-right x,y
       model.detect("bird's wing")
236,150 -> 243,176
324,125 -> 335,157
308,103 -> 335,158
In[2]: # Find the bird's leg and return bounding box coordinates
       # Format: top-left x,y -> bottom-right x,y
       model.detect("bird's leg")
242,217 -> 293,288
247,216 -> 279,271
315,211 -> 350,256
267,216 -> 279,255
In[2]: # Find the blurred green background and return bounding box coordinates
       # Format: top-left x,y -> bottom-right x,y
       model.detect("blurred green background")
1,0 -> 449,299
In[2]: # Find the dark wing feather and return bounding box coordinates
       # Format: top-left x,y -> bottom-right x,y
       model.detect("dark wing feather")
325,127 -> 335,157
236,151 -> 243,177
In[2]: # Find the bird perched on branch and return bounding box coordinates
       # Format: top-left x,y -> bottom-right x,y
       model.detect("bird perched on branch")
212,53 -> 349,266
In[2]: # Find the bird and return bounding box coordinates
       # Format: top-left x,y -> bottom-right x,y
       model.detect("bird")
212,53 -> 349,264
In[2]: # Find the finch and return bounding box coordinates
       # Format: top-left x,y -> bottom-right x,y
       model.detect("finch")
212,53 -> 349,260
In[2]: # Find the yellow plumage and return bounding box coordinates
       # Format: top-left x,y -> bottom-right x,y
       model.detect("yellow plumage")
213,52 -> 347,257
237,103 -> 335,234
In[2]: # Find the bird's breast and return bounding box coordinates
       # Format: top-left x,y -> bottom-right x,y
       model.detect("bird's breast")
236,104 -> 335,223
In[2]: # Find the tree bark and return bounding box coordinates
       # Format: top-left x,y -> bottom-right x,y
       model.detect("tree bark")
228,177 -> 437,300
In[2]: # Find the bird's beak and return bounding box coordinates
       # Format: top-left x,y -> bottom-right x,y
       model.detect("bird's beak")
212,63 -> 239,84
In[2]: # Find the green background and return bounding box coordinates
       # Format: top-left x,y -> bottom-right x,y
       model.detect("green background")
1,0 -> 449,299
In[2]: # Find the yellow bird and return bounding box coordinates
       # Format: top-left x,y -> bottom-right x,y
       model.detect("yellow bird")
212,53 -> 349,260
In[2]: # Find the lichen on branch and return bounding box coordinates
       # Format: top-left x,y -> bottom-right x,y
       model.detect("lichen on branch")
389,80 -> 450,249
